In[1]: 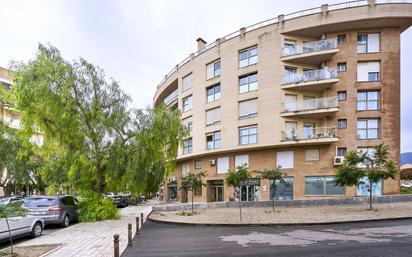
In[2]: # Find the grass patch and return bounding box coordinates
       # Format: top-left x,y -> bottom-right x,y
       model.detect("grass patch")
401,187 -> 412,194
176,211 -> 198,216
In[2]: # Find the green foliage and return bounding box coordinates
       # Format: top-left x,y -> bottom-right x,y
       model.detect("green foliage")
77,196 -> 120,222
225,166 -> 250,222
257,168 -> 287,212
401,187 -> 412,194
176,211 -> 197,216
0,201 -> 26,218
334,144 -> 397,210
401,169 -> 412,180
180,171 -> 206,214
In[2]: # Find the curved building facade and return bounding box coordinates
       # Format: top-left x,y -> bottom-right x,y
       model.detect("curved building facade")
154,0 -> 412,203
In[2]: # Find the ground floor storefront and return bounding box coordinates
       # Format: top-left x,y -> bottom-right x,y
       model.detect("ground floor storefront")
163,145 -> 400,203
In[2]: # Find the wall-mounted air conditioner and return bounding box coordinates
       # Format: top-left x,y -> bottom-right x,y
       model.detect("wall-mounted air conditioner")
334,156 -> 344,166
209,159 -> 216,166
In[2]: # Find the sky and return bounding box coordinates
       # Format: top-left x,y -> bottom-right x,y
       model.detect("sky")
0,0 -> 411,152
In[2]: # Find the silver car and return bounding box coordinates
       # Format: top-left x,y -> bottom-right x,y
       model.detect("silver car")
22,196 -> 78,227
0,215 -> 44,242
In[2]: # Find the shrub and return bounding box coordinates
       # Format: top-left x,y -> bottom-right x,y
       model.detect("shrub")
77,196 -> 120,222
401,169 -> 412,180
176,211 -> 197,216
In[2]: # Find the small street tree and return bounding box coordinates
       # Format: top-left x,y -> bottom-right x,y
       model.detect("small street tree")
334,144 -> 397,210
257,168 -> 287,213
179,171 -> 206,214
225,166 -> 250,222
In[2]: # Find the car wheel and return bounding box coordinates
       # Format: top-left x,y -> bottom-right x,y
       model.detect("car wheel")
31,222 -> 43,238
62,215 -> 70,227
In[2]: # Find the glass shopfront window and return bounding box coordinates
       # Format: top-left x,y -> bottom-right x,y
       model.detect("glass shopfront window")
239,178 -> 261,201
270,177 -> 294,200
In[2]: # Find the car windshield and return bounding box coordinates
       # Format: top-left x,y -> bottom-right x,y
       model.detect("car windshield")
24,198 -> 59,207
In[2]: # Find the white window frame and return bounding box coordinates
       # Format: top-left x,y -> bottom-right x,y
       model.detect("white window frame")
357,61 -> 380,82
217,157 -> 229,174
357,33 -> 380,53
182,95 -> 192,112
182,73 -> 192,91
276,151 -> 294,169
238,98 -> 258,120
206,59 -> 221,80
357,119 -> 380,139
235,155 -> 249,168
206,107 -> 221,126
182,138 -> 193,154
239,46 -> 258,68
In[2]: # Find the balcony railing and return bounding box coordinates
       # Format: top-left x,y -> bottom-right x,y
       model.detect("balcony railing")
283,67 -> 338,85
163,89 -> 178,105
282,96 -> 338,113
281,126 -> 338,141
283,38 -> 338,57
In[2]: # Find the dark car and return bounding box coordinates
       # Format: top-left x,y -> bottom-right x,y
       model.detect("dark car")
22,195 -> 78,227
111,195 -> 128,208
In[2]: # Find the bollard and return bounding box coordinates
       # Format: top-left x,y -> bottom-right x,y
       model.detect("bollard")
136,216 -> 140,235
113,234 -> 120,257
128,223 -> 133,247
140,212 -> 144,227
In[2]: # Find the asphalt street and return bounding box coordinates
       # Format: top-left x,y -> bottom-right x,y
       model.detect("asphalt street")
122,219 -> 412,257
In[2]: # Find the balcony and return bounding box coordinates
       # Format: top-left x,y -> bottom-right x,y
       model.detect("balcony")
281,96 -> 338,118
163,89 -> 178,106
282,67 -> 339,91
281,38 -> 339,64
281,126 -> 338,145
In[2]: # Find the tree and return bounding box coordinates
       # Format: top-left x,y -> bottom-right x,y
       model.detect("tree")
180,171 -> 206,214
257,168 -> 287,213
334,144 -> 397,210
0,201 -> 28,255
225,166 -> 250,222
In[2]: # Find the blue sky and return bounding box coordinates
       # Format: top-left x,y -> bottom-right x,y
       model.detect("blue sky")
0,0 -> 411,152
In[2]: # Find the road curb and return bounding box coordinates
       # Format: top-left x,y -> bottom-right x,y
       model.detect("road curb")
147,213 -> 412,227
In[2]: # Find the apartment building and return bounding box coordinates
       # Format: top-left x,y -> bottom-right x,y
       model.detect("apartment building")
153,0 -> 412,203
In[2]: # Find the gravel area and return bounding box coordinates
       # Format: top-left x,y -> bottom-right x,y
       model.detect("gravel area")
149,202 -> 412,224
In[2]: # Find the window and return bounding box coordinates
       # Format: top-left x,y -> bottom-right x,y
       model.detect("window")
357,119 -> 380,139
305,176 -> 345,196
337,119 -> 347,129
284,66 -> 297,84
206,84 -> 221,103
182,138 -> 192,154
357,91 -> 380,111
206,59 -> 221,80
337,91 -> 347,101
206,107 -> 221,126
239,46 -> 258,68
239,99 -> 258,119
357,147 -> 376,157
276,151 -> 294,169
235,155 -> 249,168
337,34 -> 346,44
283,39 -> 296,56
207,131 -> 221,150
4,113 -> 21,129
337,147 -> 347,157
239,125 -> 258,145
357,33 -> 380,53
195,160 -> 202,169
217,157 -> 229,174
337,62 -> 346,72
182,116 -> 193,132
182,73 -> 192,91
305,149 -> 320,161
182,96 -> 192,112
357,61 -> 380,82
239,73 -> 258,93
182,162 -> 190,177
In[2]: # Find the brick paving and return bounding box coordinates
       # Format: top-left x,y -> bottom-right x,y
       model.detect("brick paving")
16,205 -> 152,257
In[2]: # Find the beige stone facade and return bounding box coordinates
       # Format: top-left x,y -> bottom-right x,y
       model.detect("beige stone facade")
154,1 -> 412,203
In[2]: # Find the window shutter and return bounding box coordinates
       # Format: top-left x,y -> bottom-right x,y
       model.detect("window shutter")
368,61 -> 380,73
249,99 -> 258,115
276,151 -> 294,169
305,149 -> 320,161
357,62 -> 368,82
182,74 -> 192,91
206,108 -> 220,125
206,63 -> 214,80
239,101 -> 249,117
217,157 -> 229,174
367,33 -> 380,53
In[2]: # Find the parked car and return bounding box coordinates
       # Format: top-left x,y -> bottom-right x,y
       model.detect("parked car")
0,215 -> 44,242
401,182 -> 412,188
0,196 -> 24,206
22,195 -> 78,227
109,195 -> 128,208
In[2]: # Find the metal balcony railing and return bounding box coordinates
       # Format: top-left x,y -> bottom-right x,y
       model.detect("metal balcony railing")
282,96 -> 338,113
281,126 -> 338,141
163,89 -> 178,105
283,67 -> 338,85
283,38 -> 338,57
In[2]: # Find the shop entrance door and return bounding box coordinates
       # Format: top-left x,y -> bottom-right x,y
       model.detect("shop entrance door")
211,185 -> 224,202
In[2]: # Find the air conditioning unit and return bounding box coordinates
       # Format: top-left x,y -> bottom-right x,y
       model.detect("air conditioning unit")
168,176 -> 176,182
334,156 -> 344,166
209,159 -> 216,166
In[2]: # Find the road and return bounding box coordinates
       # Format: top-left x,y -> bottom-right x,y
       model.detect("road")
122,219 -> 412,257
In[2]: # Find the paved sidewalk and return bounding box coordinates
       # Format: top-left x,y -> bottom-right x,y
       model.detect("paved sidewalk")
16,205 -> 152,257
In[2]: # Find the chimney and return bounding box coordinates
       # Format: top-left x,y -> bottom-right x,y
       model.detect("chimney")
197,38 -> 207,50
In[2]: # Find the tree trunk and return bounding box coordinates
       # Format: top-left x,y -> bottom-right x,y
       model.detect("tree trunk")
239,198 -> 242,223
369,180 -> 373,210
5,216 -> 13,254
191,190 -> 194,215
272,195 -> 275,213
